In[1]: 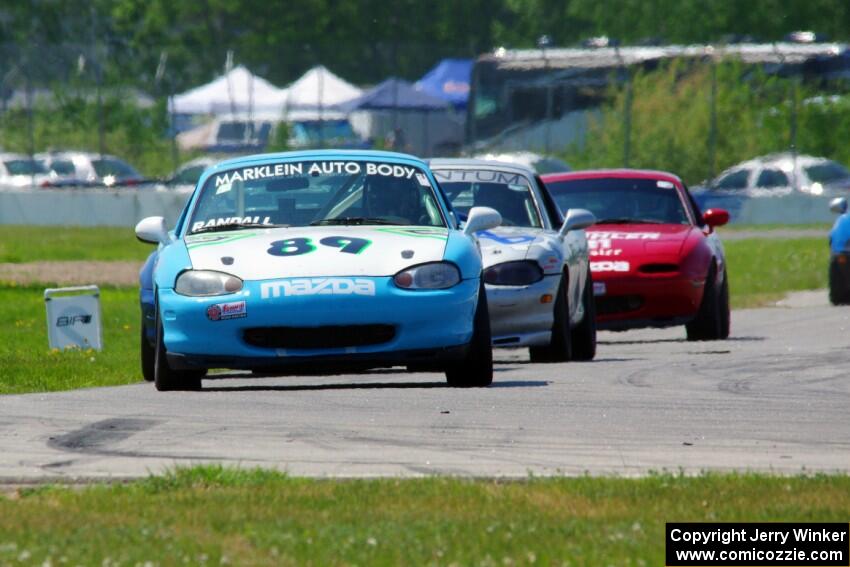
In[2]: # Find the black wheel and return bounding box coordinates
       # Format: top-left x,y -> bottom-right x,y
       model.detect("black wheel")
570,268 -> 597,361
529,272 -> 572,363
445,281 -> 493,387
686,265 -> 725,341
828,257 -> 850,305
141,313 -> 155,382
718,270 -> 731,339
154,312 -> 204,391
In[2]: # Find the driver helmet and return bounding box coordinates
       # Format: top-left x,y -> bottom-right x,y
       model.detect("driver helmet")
364,174 -> 420,221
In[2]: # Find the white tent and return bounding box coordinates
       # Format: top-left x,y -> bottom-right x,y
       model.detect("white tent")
283,65 -> 361,112
170,65 -> 288,115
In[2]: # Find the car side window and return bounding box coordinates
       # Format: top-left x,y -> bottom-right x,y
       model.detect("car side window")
714,169 -> 750,190
49,159 -> 76,175
92,158 -> 141,179
755,168 -> 789,188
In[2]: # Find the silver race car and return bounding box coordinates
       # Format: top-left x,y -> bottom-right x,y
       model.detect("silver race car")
430,159 -> 597,362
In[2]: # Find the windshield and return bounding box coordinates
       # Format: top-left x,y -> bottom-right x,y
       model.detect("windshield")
545,177 -> 690,225
805,161 -> 850,184
4,159 -> 48,176
433,168 -> 542,228
188,159 -> 445,233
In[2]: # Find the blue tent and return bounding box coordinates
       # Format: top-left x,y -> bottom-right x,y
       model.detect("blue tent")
415,59 -> 472,109
341,78 -> 448,112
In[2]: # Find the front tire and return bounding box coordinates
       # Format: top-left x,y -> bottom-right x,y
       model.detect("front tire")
829,256 -> 850,305
686,265 -> 728,341
718,270 -> 731,339
529,272 -> 572,362
445,281 -> 493,387
141,313 -> 155,382
154,313 -> 205,391
570,268 -> 597,361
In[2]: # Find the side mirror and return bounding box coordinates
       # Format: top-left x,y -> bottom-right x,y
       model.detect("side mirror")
703,208 -> 730,228
558,208 -> 596,239
829,197 -> 848,214
135,216 -> 170,245
463,206 -> 502,235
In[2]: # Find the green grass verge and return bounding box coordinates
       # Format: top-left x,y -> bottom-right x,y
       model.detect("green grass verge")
0,284 -> 141,394
0,466 -> 847,565
0,226 -> 151,263
724,238 -> 828,308
718,223 -> 831,232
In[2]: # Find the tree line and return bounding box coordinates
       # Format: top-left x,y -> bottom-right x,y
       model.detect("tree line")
2,0 -> 850,92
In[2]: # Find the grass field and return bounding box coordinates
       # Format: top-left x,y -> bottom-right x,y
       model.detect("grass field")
0,226 -> 150,263
724,238 -> 828,308
0,283 -> 141,394
0,467 -> 847,565
717,222 -> 831,232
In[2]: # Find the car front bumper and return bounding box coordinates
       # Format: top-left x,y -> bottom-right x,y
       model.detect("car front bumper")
593,274 -> 704,331
485,274 -> 560,347
157,277 -> 479,368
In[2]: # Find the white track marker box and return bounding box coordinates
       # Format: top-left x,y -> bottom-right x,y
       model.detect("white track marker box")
44,286 -> 103,350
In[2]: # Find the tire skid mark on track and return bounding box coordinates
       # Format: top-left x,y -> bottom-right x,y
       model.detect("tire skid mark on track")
618,368 -> 655,389
717,378 -> 754,396
45,417 -> 250,461
47,418 -> 159,453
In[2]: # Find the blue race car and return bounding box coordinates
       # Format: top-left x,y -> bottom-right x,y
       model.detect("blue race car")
136,150 -> 501,391
828,196 -> 850,305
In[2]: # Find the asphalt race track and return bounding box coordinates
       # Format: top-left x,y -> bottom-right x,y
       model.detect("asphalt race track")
1,299 -> 848,481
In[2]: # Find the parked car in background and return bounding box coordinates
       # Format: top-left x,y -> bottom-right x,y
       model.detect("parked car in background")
473,151 -> 571,175
827,196 -> 850,305
158,156 -> 222,193
430,158 -> 597,362
287,118 -> 371,150
37,151 -> 146,188
0,153 -> 52,189
695,152 -> 850,198
177,114 -> 369,154
543,169 -> 731,341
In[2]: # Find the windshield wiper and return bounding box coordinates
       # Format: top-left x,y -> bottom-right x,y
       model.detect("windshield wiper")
595,218 -> 665,225
310,217 -> 405,226
191,222 -> 287,234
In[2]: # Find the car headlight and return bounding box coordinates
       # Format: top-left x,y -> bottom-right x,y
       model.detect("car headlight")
394,262 -> 461,290
483,261 -> 543,286
175,270 -> 243,296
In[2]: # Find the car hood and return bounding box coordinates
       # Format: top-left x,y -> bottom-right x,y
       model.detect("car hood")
185,225 -> 449,281
587,223 -> 695,259
476,226 -> 564,272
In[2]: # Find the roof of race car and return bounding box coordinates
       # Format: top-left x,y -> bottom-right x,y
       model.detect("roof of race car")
541,168 -> 683,186
427,158 -> 536,178
192,149 -> 433,193
210,149 -> 425,172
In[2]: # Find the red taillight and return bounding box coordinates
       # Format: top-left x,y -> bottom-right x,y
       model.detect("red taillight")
40,180 -> 53,188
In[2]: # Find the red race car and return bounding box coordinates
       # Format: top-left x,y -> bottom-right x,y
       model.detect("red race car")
541,169 -> 731,340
